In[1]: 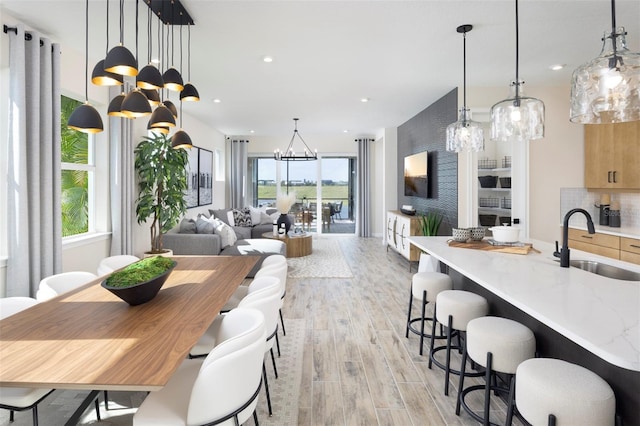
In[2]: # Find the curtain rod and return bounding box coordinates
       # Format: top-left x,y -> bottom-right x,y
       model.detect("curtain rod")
3,24 -> 45,47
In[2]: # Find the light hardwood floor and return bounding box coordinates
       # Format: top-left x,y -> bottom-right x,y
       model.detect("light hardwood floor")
290,236 -> 523,426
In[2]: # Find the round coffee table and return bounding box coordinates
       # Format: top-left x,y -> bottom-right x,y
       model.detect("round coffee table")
262,232 -> 312,258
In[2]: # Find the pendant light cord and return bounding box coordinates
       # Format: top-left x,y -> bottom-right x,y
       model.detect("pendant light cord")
147,6 -> 152,64
514,0 -> 520,100
105,0 -> 109,55
187,23 -> 192,81
135,0 -> 139,64
610,0 -> 618,53
119,0 -> 124,44
84,0 -> 89,101
463,29 -> 467,111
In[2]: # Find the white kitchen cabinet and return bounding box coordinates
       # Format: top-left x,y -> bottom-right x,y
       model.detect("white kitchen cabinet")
386,210 -> 421,268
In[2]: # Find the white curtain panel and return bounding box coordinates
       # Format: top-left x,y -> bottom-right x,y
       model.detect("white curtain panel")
229,138 -> 249,208
6,25 -> 62,296
108,84 -> 135,256
356,138 -> 374,237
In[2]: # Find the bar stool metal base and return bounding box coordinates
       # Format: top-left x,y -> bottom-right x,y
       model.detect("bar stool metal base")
406,289 -> 447,355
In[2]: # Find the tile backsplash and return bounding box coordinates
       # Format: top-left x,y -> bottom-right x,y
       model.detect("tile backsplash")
560,188 -> 639,232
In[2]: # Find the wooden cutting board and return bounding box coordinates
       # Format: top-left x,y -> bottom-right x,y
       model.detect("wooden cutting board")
447,239 -> 539,255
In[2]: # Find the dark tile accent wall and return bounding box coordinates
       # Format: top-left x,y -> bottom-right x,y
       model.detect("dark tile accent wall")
397,88 -> 458,235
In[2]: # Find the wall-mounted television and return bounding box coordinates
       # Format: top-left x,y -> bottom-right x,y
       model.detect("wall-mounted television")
404,151 -> 428,198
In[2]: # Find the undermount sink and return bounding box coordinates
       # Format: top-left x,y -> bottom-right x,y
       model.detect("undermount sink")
569,260 -> 640,281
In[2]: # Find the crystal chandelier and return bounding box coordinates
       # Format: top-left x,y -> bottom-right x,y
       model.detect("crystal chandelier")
570,0 -> 640,124
490,0 -> 545,142
446,24 -> 484,153
274,118 -> 318,161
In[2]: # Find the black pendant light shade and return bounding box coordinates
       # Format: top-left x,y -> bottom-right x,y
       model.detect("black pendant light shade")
141,88 -> 160,106
149,104 -> 176,128
104,44 -> 138,76
137,64 -> 164,89
172,129 -> 192,149
163,100 -> 178,118
147,119 -> 169,134
180,83 -> 200,101
68,102 -> 104,133
121,89 -> 152,117
162,67 -> 184,91
107,92 -> 129,117
92,59 -> 124,86
68,0 -> 103,133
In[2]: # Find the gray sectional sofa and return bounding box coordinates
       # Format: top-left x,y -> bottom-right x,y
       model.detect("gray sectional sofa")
162,208 -> 291,277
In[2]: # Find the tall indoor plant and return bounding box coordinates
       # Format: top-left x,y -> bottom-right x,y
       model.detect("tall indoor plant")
135,133 -> 189,254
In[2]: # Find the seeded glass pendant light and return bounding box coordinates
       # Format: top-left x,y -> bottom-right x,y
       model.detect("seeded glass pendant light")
68,0 -> 104,133
137,7 -> 164,90
104,0 -> 138,76
91,0 -> 123,86
446,25 -> 484,153
180,23 -> 200,102
490,0 -> 544,142
570,0 -> 640,124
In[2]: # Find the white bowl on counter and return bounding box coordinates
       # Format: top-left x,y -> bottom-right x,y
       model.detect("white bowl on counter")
489,226 -> 520,243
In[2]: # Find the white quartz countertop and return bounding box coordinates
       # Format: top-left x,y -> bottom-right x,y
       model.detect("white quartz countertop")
409,236 -> 640,371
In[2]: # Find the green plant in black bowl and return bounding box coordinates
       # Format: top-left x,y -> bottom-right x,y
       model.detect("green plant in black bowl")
102,256 -> 177,306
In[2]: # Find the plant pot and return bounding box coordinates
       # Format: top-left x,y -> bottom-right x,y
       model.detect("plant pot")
276,213 -> 292,235
143,249 -> 174,258
101,261 -> 177,306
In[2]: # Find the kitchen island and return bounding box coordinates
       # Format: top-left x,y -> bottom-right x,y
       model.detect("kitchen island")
409,236 -> 640,425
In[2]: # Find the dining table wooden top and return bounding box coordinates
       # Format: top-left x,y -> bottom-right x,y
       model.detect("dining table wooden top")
0,255 -> 257,391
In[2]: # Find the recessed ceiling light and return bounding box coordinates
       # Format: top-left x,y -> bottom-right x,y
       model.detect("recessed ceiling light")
213,99 -> 221,103
250,130 -> 255,133
343,130 -> 349,133
549,64 -> 565,71
262,56 -> 273,63
360,97 -> 370,103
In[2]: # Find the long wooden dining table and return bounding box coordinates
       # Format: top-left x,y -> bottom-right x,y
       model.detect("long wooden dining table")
0,255 -> 257,422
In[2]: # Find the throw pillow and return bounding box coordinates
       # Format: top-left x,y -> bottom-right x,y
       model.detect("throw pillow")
248,206 -> 263,225
210,209 -> 232,226
212,218 -> 238,248
195,215 -> 216,234
232,208 -> 253,227
259,211 -> 274,225
179,218 -> 197,234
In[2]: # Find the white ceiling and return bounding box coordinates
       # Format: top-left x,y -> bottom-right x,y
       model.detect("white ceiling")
2,0 -> 639,138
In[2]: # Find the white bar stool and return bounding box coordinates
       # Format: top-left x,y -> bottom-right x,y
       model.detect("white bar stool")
456,316 -> 536,426
516,358 -> 616,426
428,290 -> 489,396
405,272 -> 453,355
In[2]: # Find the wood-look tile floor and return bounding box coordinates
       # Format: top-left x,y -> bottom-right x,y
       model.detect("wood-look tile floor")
289,236 -> 524,426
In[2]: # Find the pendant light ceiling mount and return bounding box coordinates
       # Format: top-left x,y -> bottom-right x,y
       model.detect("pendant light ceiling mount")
570,0 -> 640,124
274,118 -> 318,161
446,24 -> 484,153
490,0 -> 545,142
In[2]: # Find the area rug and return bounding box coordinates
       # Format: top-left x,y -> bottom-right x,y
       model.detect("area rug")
287,237 -> 353,278
0,320 -> 306,426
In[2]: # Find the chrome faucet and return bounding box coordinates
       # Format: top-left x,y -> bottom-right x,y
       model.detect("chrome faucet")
554,208 -> 596,267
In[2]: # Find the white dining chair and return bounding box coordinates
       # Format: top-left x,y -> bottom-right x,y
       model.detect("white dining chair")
133,308 -> 267,426
0,298 -> 53,424
36,271 -> 98,302
254,261 -> 288,341
97,255 -> 140,276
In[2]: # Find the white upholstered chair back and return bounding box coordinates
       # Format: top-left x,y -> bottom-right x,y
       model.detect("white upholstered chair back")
36,271 -> 98,302
187,308 -> 266,425
0,297 -> 38,319
238,285 -> 282,351
254,262 -> 287,299
97,255 -> 140,276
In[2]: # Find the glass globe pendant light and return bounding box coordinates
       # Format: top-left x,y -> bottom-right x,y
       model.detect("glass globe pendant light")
570,0 -> 640,124
446,24 -> 484,153
490,0 -> 544,142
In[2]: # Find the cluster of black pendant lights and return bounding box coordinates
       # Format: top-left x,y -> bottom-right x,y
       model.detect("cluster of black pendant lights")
68,0 -> 198,149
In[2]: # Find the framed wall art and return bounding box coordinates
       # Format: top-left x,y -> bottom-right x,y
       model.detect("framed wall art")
197,148 -> 213,206
185,147 -> 199,209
